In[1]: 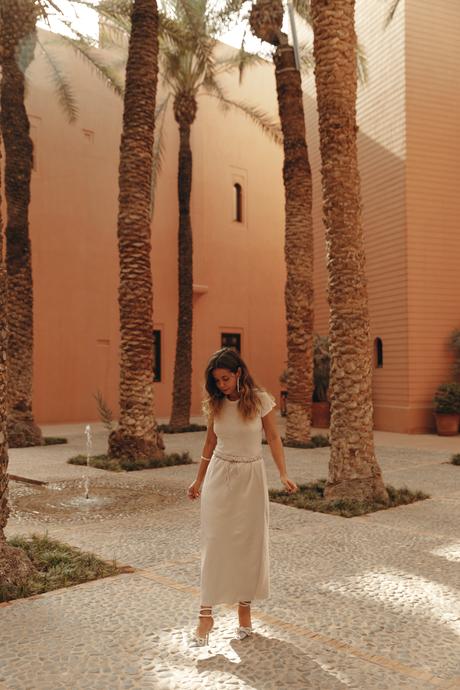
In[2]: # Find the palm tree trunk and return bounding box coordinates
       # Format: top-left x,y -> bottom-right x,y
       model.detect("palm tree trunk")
0,142 -> 36,587
108,0 -> 164,462
0,0 -> 43,448
169,93 -> 197,429
310,0 -> 388,502
249,0 -> 314,444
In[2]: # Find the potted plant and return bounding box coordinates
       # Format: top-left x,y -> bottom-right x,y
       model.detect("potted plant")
433,383 -> 460,436
312,335 -> 330,428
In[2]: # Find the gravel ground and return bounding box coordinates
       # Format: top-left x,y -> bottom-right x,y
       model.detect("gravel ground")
2,420 -> 459,690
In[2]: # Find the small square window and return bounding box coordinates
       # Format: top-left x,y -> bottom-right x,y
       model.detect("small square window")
221,332 -> 241,353
153,330 -> 162,381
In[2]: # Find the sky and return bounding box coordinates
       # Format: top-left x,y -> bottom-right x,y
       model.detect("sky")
39,0 -> 273,54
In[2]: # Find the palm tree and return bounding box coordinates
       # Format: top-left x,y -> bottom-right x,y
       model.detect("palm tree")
0,144 -> 37,588
0,0 -> 78,449
249,0 -> 314,445
0,0 -> 43,448
161,0 -> 281,429
86,0 -> 281,431
107,0 -> 165,462
310,0 -> 388,502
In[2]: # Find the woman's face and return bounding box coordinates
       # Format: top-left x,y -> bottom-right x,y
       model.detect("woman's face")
212,367 -> 239,397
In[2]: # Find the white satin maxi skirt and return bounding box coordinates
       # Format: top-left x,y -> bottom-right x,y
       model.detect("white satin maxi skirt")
200,450 -> 270,606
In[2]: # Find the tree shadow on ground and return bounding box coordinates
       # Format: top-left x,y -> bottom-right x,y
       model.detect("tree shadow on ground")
196,632 -> 348,689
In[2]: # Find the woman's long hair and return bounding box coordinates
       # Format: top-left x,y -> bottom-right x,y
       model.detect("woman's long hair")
202,348 -> 264,420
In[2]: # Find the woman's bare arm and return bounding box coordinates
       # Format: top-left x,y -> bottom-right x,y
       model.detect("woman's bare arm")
187,420 -> 217,499
262,410 -> 298,492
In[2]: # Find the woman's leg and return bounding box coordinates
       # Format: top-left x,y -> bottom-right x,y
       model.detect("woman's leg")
196,604 -> 214,637
238,600 -> 252,628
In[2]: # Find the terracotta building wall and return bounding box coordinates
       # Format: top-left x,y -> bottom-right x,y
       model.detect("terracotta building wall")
26,32 -> 285,424
405,0 -> 460,431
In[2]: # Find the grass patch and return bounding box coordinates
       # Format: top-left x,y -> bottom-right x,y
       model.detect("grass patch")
44,437 -> 68,445
263,434 -> 330,448
269,480 -> 430,517
68,451 -> 193,472
158,423 -> 207,433
451,454 -> 460,466
1,534 -> 119,603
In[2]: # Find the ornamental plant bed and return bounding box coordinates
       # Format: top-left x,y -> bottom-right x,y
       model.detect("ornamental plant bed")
263,434 -> 330,448
1,534 -> 120,603
44,437 -> 68,445
269,480 -> 430,518
68,451 -> 193,472
158,423 -> 207,433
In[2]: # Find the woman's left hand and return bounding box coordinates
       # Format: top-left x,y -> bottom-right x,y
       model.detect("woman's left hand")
280,475 -> 298,493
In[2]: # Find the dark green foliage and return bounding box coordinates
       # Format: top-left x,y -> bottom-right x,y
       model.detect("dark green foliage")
44,437 -> 68,445
158,423 -> 207,433
269,481 -> 430,517
263,434 -> 330,448
450,329 -> 460,380
1,534 -> 118,602
68,451 -> 193,472
451,454 -> 460,466
433,383 -> 460,414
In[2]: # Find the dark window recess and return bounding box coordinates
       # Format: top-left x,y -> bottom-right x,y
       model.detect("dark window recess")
233,183 -> 243,223
374,337 -> 383,368
221,332 -> 241,353
153,330 -> 162,381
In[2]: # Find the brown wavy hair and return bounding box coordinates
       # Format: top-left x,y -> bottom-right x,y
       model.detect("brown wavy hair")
202,348 -> 265,420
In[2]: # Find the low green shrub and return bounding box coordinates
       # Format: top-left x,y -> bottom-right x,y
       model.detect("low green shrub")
68,451 -> 193,472
451,454 -> 460,466
1,534 -> 119,603
44,437 -> 68,445
158,423 -> 207,433
263,434 -> 330,448
269,481 -> 430,517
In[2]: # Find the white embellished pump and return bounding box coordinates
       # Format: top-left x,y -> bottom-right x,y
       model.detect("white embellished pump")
235,601 -> 253,640
189,606 -> 214,647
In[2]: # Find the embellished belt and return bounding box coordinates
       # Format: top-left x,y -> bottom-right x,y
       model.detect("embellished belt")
213,450 -> 262,464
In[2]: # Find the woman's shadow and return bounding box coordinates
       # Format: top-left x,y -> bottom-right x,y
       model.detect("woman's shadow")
196,632 -> 348,689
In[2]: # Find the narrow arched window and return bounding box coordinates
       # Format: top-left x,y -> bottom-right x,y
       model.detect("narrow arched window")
233,183 -> 243,222
374,337 -> 383,368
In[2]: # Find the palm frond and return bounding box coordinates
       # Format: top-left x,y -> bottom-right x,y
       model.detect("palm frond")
298,42 -> 314,75
214,36 -> 267,83
207,0 -> 245,35
291,0 -> 312,26
203,83 -> 282,146
57,30 -> 125,97
383,0 -> 401,29
37,37 -> 79,123
72,0 -> 132,34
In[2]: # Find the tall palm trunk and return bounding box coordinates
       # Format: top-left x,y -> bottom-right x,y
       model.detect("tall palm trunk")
169,92 -> 197,430
108,0 -> 164,462
310,0 -> 388,502
0,143 -> 36,586
0,0 -> 43,448
249,0 -> 314,444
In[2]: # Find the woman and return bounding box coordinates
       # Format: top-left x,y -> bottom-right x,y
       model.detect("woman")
187,347 -> 298,646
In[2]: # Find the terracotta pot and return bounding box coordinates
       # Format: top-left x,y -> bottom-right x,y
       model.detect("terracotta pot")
434,413 -> 459,436
312,401 -> 330,429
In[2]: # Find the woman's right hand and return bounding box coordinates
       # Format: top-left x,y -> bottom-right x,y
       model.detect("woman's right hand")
187,480 -> 202,500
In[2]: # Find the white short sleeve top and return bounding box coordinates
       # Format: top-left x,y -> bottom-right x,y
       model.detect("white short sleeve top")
213,390 -> 276,457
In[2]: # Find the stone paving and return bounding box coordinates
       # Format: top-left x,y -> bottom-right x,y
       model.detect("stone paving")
1,419 -> 460,690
